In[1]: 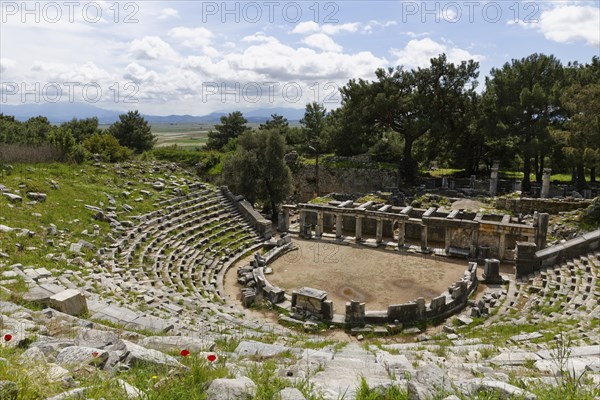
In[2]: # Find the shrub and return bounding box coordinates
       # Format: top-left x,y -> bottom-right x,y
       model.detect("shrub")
83,133 -> 132,162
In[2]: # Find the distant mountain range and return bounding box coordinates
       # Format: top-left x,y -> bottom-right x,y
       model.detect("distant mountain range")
0,103 -> 307,124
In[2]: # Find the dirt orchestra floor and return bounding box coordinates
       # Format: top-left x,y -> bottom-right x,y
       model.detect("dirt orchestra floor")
225,238 -> 470,313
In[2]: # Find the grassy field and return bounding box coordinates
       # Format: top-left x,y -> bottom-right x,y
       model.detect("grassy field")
0,162 -> 191,279
151,123 -> 212,149
427,168 -> 591,183
150,123 -> 270,149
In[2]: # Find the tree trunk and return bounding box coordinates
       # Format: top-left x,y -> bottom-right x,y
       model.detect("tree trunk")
537,153 -> 545,183
576,163 -> 587,192
522,155 -> 532,192
571,167 -> 577,184
522,130 -> 532,192
403,136 -> 416,184
534,153 -> 541,183
591,167 -> 596,183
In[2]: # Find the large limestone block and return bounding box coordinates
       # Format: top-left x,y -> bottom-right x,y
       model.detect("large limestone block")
277,387 -> 306,400
206,377 -> 256,400
407,364 -> 453,400
49,289 -> 88,316
234,340 -> 288,358
55,346 -> 109,368
140,336 -> 215,353
109,340 -> 183,368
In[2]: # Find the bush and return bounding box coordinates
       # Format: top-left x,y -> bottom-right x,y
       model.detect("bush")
581,196 -> 600,230
70,143 -> 89,164
0,144 -> 63,163
83,133 -> 132,162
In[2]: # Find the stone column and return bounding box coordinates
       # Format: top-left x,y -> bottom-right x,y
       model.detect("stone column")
444,227 -> 451,254
470,175 -> 476,189
315,211 -> 323,238
498,232 -> 506,260
483,258 -> 503,284
299,210 -> 308,238
489,160 -> 499,197
420,224 -> 428,251
536,212 -> 549,250
335,213 -> 343,239
442,177 -> 448,189
355,216 -> 363,242
376,218 -> 383,245
278,208 -> 290,232
515,242 -> 538,278
283,208 -> 290,231
470,228 -> 479,258
540,168 -> 552,198
397,220 -> 405,248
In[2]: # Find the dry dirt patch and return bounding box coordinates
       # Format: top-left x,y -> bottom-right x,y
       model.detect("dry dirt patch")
225,238 -> 469,313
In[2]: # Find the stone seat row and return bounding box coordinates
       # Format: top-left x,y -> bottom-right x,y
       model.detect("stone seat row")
125,219 -> 260,302
94,184 -> 266,325
519,252 -> 600,326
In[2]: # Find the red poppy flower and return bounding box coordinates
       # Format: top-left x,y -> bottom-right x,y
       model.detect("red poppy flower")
91,351 -> 99,358
180,349 -> 190,357
207,354 -> 217,362
3,334 -> 12,342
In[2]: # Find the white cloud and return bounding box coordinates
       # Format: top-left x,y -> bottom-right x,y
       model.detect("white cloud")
242,33 -> 279,44
390,38 -> 484,68
0,58 -> 16,73
401,32 -> 430,38
168,27 -> 214,48
159,8 -> 179,19
533,5 -> 600,46
322,23 -> 361,35
123,63 -> 158,84
302,33 -> 343,52
291,21 -> 362,35
229,39 -> 384,81
129,36 -> 178,60
362,20 -> 397,34
291,21 -> 320,34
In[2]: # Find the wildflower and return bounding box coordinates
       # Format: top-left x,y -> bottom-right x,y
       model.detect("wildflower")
4,334 -> 12,342
207,354 -> 217,363
180,349 -> 190,357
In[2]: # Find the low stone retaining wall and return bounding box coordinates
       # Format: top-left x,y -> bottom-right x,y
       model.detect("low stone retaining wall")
236,240 -> 294,307
516,229 -> 600,277
220,186 -> 273,239
238,240 -> 480,328
496,197 -> 592,214
345,262 -> 479,326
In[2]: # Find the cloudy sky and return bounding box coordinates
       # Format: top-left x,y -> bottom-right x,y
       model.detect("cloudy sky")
1,0 -> 599,115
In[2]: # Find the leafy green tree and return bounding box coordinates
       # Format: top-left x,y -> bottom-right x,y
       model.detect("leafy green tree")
553,83 -> 600,190
107,110 -> 155,153
0,114 -> 24,144
300,102 -> 327,152
206,111 -> 251,151
83,133 -> 132,162
485,53 -> 564,191
222,129 -> 291,219
340,54 -> 479,183
60,117 -> 101,143
328,105 -> 381,156
48,127 -> 76,161
259,114 -> 289,134
23,116 -> 53,145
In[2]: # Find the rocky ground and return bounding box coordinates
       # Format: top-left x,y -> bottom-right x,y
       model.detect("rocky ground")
0,161 -> 599,399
